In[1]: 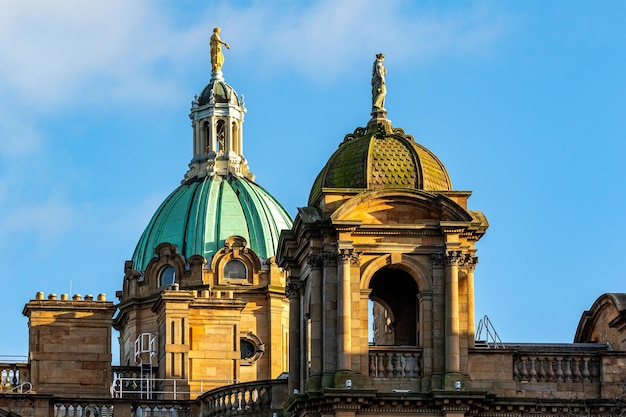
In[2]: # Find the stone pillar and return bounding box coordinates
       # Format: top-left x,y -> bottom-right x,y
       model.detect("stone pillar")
267,292 -> 286,379
23,293 -> 116,398
322,251 -> 338,385
466,256 -> 478,349
418,290 -> 434,389
337,248 -> 355,371
286,279 -> 303,395
430,253 -> 446,379
445,250 -> 462,374
308,254 -> 324,388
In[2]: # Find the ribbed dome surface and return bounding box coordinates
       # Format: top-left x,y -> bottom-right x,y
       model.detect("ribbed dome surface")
309,121 -> 452,205
132,175 -> 293,272
198,79 -> 240,106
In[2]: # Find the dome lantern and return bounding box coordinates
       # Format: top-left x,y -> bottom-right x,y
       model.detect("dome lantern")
185,28 -> 252,182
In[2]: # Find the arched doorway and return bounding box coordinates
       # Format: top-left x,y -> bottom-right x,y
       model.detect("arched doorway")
369,268 -> 418,346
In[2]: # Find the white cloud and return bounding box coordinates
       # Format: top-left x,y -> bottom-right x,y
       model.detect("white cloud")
199,0 -> 511,82
0,0 -> 511,260
0,0 -> 195,111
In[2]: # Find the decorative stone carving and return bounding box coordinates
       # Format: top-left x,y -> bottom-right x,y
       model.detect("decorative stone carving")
430,253 -> 445,267
285,280 -> 304,299
337,248 -> 360,265
322,251 -> 337,267
307,254 -> 324,269
445,250 -> 462,266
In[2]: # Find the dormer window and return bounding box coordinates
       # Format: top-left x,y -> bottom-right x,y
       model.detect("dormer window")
159,266 -> 176,287
224,260 -> 246,279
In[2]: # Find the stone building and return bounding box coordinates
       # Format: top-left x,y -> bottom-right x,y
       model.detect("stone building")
1,45 -> 626,417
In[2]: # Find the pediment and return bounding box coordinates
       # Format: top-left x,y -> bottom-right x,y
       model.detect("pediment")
330,189 -> 472,225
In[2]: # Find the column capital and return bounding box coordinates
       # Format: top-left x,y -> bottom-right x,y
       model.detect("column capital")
322,250 -> 337,266
337,248 -> 360,265
285,280 -> 304,299
461,254 -> 478,270
445,250 -> 463,266
307,253 -> 324,269
430,253 -> 445,267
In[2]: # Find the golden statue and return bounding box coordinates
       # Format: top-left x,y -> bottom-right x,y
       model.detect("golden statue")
210,27 -> 230,72
371,53 -> 387,113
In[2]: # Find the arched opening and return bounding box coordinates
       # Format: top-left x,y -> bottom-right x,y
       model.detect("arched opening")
202,121 -> 211,153
231,121 -> 239,153
216,119 -> 226,151
369,268 -> 418,346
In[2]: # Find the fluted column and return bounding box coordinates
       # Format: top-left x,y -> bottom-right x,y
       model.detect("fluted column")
337,248 -> 358,371
286,279 -> 303,394
445,250 -> 462,373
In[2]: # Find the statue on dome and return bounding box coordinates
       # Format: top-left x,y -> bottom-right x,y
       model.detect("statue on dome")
210,27 -> 230,72
371,53 -> 387,115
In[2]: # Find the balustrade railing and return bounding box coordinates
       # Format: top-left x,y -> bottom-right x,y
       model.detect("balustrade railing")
54,402 -> 115,417
0,362 -> 29,393
53,400 -> 192,417
368,346 -> 422,378
513,354 -> 600,383
199,380 -> 287,417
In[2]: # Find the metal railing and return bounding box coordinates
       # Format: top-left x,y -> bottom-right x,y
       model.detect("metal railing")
475,315 -> 505,348
112,377 -> 239,400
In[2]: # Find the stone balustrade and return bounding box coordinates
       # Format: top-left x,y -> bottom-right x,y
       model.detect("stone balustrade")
0,361 -> 29,393
53,399 -> 193,417
54,402 -> 115,417
513,354 -> 600,383
198,380 -> 287,417
368,347 -> 423,378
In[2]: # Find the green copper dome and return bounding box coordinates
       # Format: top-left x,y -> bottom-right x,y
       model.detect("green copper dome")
132,175 -> 293,272
309,120 -> 452,205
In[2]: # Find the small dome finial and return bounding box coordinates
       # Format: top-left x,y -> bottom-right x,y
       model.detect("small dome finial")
371,53 -> 387,120
210,27 -> 230,75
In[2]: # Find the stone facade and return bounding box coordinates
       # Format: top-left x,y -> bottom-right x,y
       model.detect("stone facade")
2,56 -> 626,417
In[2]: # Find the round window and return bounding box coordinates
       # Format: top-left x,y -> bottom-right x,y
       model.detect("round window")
241,340 -> 255,360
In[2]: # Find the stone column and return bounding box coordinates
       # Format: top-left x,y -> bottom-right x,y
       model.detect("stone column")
337,248 -> 356,371
322,251 -> 338,384
466,255 -> 478,349
308,254 -> 324,387
430,253 -> 446,377
286,279 -> 303,394
418,290 -> 434,387
445,250 -> 462,373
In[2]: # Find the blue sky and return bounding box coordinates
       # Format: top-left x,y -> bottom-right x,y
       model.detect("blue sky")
1,1 -> 625,358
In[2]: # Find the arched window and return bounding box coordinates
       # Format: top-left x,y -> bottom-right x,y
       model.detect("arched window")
224,259 -> 247,279
369,268 -> 418,346
159,266 -> 176,287
216,119 -> 226,151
